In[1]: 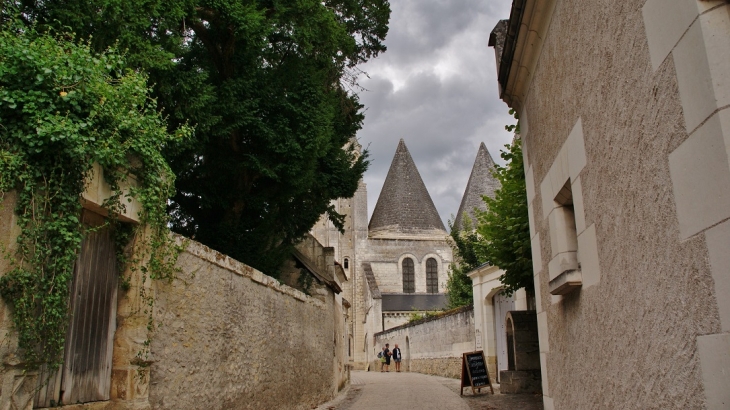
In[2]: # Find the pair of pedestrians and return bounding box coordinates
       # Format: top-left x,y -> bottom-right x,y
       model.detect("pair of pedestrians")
379,343 -> 403,372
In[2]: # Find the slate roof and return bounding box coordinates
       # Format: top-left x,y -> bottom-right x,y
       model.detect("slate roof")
369,139 -> 446,234
454,143 -> 501,231
488,20 -> 509,76
381,293 -> 448,312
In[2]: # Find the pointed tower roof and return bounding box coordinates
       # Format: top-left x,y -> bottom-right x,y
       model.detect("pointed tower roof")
369,139 -> 446,236
454,143 -> 501,231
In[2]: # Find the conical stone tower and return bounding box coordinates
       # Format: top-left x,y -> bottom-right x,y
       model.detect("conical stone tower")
369,139 -> 446,237
454,142 -> 501,231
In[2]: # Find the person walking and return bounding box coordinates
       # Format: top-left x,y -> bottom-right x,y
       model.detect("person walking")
392,344 -> 402,372
379,347 -> 387,372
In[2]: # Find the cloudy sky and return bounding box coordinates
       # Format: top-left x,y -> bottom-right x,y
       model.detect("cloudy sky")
355,0 -> 516,227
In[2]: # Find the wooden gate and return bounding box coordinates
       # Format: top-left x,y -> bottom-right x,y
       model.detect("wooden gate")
35,211 -> 119,407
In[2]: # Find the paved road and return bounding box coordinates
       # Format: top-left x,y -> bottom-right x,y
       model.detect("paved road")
317,370 -> 470,410
315,371 -> 543,410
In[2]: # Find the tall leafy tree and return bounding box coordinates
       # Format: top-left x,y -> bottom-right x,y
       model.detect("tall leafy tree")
475,137 -> 533,296
445,216 -> 480,308
8,0 -> 391,275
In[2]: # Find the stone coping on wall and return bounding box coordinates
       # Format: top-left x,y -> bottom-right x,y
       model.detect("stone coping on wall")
172,234 -> 324,307
374,305 -> 474,336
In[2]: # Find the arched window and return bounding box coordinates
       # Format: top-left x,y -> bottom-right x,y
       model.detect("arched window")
343,258 -> 349,270
402,258 -> 415,293
426,258 -> 438,293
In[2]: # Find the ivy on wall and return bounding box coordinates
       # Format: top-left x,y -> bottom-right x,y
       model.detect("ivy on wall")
0,24 -> 191,369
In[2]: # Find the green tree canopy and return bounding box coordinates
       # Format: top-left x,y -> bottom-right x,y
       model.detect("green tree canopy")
446,112 -> 533,307
475,137 -> 533,296
445,216 -> 479,308
8,0 -> 391,275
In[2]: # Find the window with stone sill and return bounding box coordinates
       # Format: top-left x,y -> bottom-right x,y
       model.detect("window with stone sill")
548,180 -> 582,295
402,257 -> 415,293
426,258 -> 438,293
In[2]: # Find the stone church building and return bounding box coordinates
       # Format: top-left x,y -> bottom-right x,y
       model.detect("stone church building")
311,138 -> 502,368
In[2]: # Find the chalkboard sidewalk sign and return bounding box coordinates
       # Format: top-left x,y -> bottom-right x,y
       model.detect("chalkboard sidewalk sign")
460,351 -> 494,395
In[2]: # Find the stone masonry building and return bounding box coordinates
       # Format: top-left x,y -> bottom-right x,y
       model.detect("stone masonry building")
491,0 -> 730,408
311,138 -> 507,369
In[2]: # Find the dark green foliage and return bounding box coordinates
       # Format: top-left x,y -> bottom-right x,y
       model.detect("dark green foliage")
445,217 -> 480,308
0,24 -> 190,368
10,0 -> 391,275
447,110 -> 532,304
476,134 -> 533,296
445,264 -> 474,308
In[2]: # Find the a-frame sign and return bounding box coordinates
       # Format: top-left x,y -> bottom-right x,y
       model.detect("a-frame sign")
460,351 -> 494,395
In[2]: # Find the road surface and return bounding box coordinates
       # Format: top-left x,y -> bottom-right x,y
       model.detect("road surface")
315,370 -> 543,410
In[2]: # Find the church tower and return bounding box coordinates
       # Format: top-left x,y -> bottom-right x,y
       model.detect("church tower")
313,139 -> 457,368
352,139 -> 453,362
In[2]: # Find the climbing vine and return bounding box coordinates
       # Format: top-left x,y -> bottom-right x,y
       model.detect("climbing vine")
0,24 -> 191,369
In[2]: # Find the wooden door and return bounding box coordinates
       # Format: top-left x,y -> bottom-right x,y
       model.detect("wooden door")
493,291 -> 515,382
35,211 -> 119,407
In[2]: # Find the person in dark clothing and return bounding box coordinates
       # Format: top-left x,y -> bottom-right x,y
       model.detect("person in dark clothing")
383,343 -> 392,372
392,344 -> 402,372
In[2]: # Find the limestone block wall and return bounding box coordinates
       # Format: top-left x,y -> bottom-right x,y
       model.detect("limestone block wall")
0,232 -> 344,410
373,306 -> 475,379
148,239 -> 340,410
360,265 -> 383,368
497,0 -> 730,408
361,238 -> 452,294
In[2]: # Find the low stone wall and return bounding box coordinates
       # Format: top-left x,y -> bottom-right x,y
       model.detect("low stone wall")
410,358 -> 462,379
148,239 -> 340,410
373,306 -> 475,379
0,220 -> 345,409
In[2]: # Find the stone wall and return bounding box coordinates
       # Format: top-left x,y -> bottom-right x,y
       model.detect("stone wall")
0,186 -> 346,410
148,239 -> 342,410
494,0 -> 730,408
373,306 -> 475,379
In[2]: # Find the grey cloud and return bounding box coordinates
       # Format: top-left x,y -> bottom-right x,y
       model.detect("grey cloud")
383,0 -> 505,65
355,0 -> 515,225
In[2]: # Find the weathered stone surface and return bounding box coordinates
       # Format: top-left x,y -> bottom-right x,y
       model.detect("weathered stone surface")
499,370 -> 542,394
410,358 -> 463,380
493,0 -> 728,408
148,239 -> 339,410
374,307 -> 476,380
